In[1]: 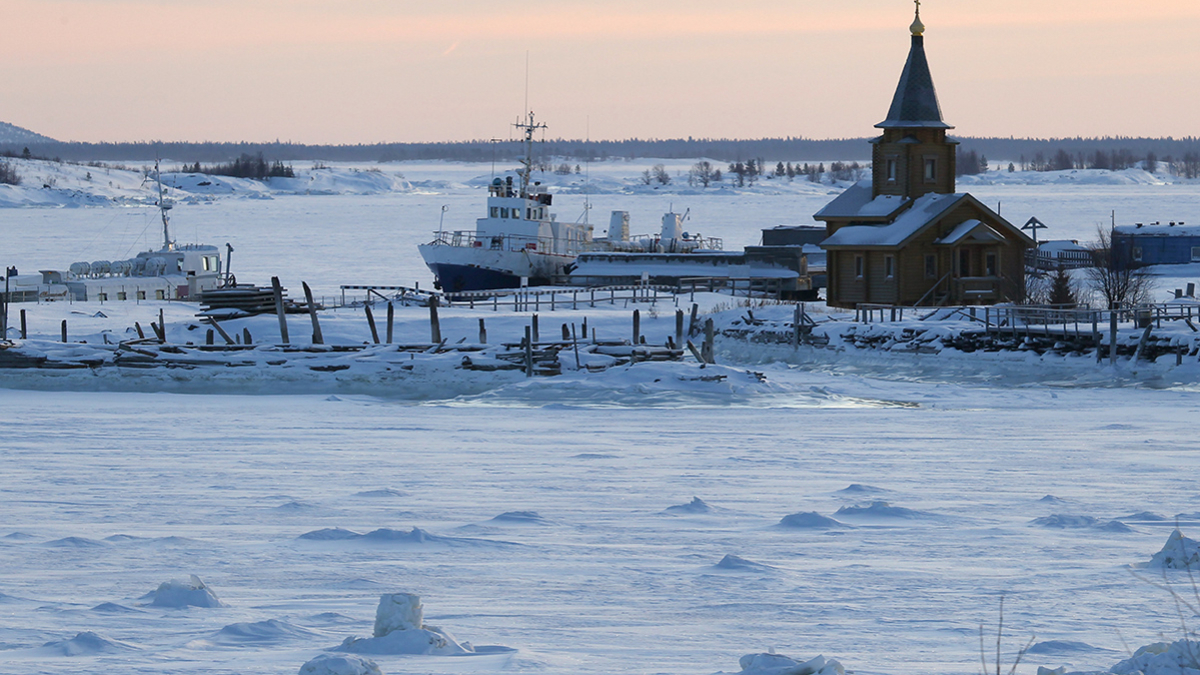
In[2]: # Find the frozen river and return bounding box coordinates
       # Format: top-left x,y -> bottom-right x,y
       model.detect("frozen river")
1,162 -> 1200,674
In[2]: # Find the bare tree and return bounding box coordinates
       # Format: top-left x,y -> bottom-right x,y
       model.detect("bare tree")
690,160 -> 713,188
652,164 -> 671,186
1084,226 -> 1155,309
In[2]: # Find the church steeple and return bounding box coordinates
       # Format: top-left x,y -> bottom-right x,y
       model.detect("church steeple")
877,1 -> 951,130
870,3 -> 958,200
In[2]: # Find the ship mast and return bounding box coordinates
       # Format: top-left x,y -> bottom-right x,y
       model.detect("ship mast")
513,111 -> 545,198
154,158 -> 175,251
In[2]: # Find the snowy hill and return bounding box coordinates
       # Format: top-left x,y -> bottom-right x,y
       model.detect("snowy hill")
0,121 -> 57,145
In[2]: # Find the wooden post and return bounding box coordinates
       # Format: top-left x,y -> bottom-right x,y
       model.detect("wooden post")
561,323 -> 570,341
19,309 -> 26,339
531,313 -> 539,344
689,303 -> 699,337
271,276 -> 289,345
582,317 -> 588,339
206,329 -> 214,345
158,308 -> 165,341
429,296 -> 441,344
243,327 -> 252,345
524,326 -> 533,377
1093,314 -> 1101,363
61,319 -> 67,343
571,323 -> 581,370
632,309 -> 640,345
302,282 -> 324,345
675,309 -> 684,348
207,318 -> 235,345
686,340 -> 705,364
365,304 -> 380,344
478,318 -> 487,344
386,302 -> 395,344
135,322 -> 146,339
793,304 -> 801,348
703,318 -> 715,364
1109,308 -> 1118,365
151,321 -> 165,342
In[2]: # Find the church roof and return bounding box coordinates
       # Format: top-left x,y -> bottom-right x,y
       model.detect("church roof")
813,179 -> 909,221
876,34 -> 952,130
821,192 -> 964,248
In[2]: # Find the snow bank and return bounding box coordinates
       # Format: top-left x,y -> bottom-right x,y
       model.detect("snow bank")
1145,529 -> 1200,569
331,593 -> 475,656
714,555 -> 776,572
1050,639 -> 1200,675
36,631 -> 138,656
204,619 -> 320,646
777,512 -> 844,529
299,653 -> 383,675
732,652 -> 845,675
298,526 -> 515,548
490,510 -> 549,524
834,501 -> 934,520
1030,514 -> 1131,532
142,574 -> 226,608
666,497 -> 713,514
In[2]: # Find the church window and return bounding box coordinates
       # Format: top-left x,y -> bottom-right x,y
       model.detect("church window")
924,158 -> 937,182
886,158 -> 897,182
986,252 -> 998,276
854,255 -> 864,279
885,255 -> 895,279
925,254 -> 937,278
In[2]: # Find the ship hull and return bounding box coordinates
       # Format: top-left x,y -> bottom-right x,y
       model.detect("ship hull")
418,244 -> 570,292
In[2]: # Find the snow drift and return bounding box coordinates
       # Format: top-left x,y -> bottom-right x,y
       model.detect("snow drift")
1144,529 -> 1200,569
141,575 -> 226,608
331,593 -> 481,656
731,652 -> 845,675
36,631 -> 138,656
299,653 -> 383,675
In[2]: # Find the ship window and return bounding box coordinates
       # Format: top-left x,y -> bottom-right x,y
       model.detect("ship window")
155,290 -> 165,300
925,254 -> 936,278
500,208 -> 509,218
490,207 -> 499,218
884,255 -> 895,279
137,290 -> 146,300
117,291 -> 127,301
512,209 -> 519,219
526,208 -> 532,220
202,257 -> 210,271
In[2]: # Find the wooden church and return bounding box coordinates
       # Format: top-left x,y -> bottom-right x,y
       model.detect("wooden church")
816,5 -> 1033,308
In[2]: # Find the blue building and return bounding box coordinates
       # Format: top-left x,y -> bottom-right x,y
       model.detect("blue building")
1112,222 -> 1199,268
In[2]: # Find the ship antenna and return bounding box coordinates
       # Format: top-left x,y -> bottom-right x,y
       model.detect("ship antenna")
513,110 -> 546,198
154,158 -> 174,251
584,115 -> 590,226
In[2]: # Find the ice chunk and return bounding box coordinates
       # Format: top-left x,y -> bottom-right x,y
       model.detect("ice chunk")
375,593 -> 423,636
298,653 -> 382,675
1109,639 -> 1200,674
1146,530 -> 1200,569
714,554 -> 775,572
736,652 -> 844,675
143,574 -> 226,608
666,497 -> 713,514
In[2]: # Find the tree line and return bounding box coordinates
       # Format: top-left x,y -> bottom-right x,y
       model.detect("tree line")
4,136 -> 1196,165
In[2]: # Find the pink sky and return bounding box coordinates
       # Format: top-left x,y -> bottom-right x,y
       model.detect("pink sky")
2,0 -> 1198,144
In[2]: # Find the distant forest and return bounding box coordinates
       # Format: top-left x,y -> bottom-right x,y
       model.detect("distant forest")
3,136 -> 1199,168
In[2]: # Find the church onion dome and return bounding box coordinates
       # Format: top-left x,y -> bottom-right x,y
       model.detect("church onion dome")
876,18 -> 952,129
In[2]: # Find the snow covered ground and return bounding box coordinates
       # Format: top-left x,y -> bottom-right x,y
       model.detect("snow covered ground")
2,161 -> 1200,675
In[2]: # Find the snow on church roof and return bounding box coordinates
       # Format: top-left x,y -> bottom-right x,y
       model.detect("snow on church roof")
813,180 -> 909,220
820,192 -> 965,248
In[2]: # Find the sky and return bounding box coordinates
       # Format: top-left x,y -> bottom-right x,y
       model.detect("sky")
1,0 -> 1198,144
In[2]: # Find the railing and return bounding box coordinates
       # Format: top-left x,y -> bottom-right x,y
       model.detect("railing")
426,230 -> 584,256
856,301 -> 1200,331
1026,249 -> 1094,270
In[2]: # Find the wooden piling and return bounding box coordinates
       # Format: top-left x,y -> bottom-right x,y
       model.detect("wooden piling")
158,308 -> 165,340
365,304 -> 380,344
689,303 -> 699,337
581,317 -> 588,339
206,329 -> 214,345
531,313 -> 539,344
61,319 -> 67,343
386,302 -> 395,344
793,304 -> 802,348
561,323 -> 570,341
207,318 -> 235,345
135,322 -> 145,339
271,276 -> 289,344
675,309 -> 684,348
303,281 -> 323,345
478,318 -> 487,344
429,296 -> 441,344
632,309 -> 641,345
524,326 -> 533,377
19,309 -> 26,339
243,327 -> 252,345
1109,309 -> 1117,365
571,323 -> 581,370
703,318 -> 715,364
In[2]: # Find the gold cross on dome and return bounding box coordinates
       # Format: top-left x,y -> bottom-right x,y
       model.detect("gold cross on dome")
915,0 -> 921,13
